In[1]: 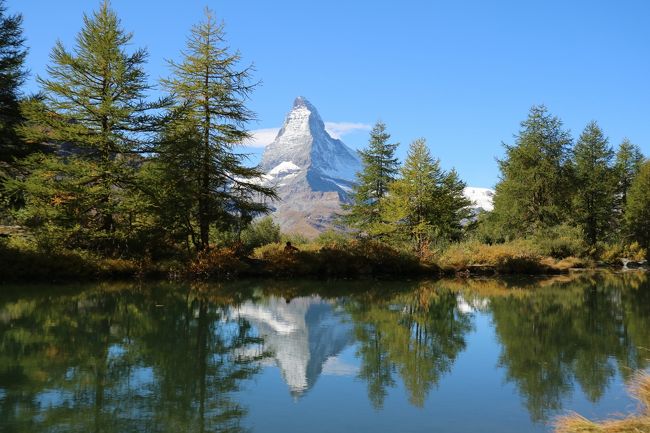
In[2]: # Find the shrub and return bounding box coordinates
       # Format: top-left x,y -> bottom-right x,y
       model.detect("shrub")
252,239 -> 425,278
315,229 -> 351,247
240,217 -> 281,252
599,241 -> 647,264
0,242 -> 96,281
438,240 -> 545,274
188,247 -> 249,280
532,224 -> 586,259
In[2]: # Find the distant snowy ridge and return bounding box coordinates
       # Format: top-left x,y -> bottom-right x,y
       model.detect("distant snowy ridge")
463,187 -> 494,212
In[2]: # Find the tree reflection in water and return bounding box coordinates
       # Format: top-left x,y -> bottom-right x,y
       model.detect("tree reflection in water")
0,283 -> 267,433
0,272 -> 649,431
347,285 -> 473,408
447,272 -> 650,422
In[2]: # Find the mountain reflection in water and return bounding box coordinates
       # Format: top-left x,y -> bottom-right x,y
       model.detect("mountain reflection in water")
234,296 -> 354,396
0,272 -> 648,433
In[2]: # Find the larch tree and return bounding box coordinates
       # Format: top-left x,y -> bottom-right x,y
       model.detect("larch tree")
624,159 -> 650,255
13,0 -> 166,252
613,138 -> 644,218
571,121 -> 615,245
382,138 -> 470,254
0,0 -> 28,175
159,9 -> 275,250
491,105 -> 573,238
345,121 -> 399,235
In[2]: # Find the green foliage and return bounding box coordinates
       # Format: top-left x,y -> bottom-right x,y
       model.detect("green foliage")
599,241 -> 647,264
0,0 -> 28,172
14,2 -> 165,255
492,105 -> 573,238
240,216 -> 281,250
315,228 -> 352,247
0,238 -> 147,281
613,138 -> 644,222
381,138 -> 471,253
344,121 -> 399,235
348,286 -> 472,407
213,216 -> 280,253
571,121 -> 615,245
253,239 -> 426,278
280,232 -> 309,245
531,224 -> 586,259
624,159 -> 650,256
157,9 -> 275,250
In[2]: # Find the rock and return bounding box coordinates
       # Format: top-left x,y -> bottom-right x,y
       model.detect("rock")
258,97 -> 361,237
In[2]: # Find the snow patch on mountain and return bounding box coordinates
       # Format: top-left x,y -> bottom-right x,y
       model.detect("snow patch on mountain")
257,96 -> 494,236
464,187 -> 495,212
269,161 -> 301,176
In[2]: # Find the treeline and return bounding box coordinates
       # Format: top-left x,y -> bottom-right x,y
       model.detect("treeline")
345,108 -> 649,262
0,1 -> 274,260
1,0 -> 649,281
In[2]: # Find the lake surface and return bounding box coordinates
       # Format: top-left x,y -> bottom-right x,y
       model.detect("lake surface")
1,272 -> 649,433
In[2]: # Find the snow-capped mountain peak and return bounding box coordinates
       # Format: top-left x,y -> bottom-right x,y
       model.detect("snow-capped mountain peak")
258,97 -> 362,236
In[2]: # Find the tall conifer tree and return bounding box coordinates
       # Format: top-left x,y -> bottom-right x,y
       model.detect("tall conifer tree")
345,121 -> 399,235
14,1 -> 165,251
571,121 -> 615,245
613,138 -> 644,217
382,139 -> 470,253
624,160 -> 650,255
159,9 -> 275,250
0,0 -> 27,173
492,105 -> 573,238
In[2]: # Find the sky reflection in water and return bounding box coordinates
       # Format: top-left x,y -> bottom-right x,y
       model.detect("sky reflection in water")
0,272 -> 648,433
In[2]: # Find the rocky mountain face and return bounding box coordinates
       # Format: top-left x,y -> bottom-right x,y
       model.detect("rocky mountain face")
259,97 -> 361,237
234,296 -> 354,397
258,97 -> 494,236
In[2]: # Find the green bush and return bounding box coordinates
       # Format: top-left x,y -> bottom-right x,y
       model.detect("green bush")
253,239 -> 426,278
240,217 -> 281,252
531,224 -> 586,259
315,229 -> 351,247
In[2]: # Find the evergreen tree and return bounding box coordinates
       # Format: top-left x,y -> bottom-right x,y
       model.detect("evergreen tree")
0,0 -> 27,174
613,138 -> 644,217
345,121 -> 399,235
13,1 -> 166,252
159,9 -> 275,250
492,105 -> 573,238
382,139 -> 470,253
624,160 -> 650,255
571,121 -> 615,245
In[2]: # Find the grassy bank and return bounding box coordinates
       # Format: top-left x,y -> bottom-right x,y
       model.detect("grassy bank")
3,233 -> 642,283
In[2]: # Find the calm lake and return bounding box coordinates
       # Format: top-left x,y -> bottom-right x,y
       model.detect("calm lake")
1,272 -> 649,433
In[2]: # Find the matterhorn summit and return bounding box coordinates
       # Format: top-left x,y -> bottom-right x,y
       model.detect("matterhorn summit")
259,97 -> 362,237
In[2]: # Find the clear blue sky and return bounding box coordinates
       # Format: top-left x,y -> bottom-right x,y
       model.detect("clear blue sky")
7,0 -> 650,188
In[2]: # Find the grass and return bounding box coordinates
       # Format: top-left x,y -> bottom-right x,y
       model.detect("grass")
555,373 -> 650,433
0,228 -> 632,283
252,239 -> 428,278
